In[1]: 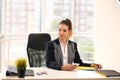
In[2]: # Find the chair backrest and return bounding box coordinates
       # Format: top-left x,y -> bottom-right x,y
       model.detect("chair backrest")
27,33 -> 51,67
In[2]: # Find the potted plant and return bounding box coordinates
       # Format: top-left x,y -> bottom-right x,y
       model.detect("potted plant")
15,58 -> 27,78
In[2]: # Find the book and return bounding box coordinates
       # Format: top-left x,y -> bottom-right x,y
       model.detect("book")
96,69 -> 120,77
77,66 -> 95,71
6,65 -> 34,76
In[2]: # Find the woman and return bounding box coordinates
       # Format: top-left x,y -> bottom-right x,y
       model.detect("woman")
46,19 -> 102,71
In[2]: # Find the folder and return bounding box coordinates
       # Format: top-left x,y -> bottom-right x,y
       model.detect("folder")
96,69 -> 120,77
77,66 -> 95,71
6,65 -> 34,76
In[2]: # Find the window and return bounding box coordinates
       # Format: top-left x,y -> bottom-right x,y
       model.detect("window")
0,0 -> 95,71
0,0 -> 2,71
74,0 -> 95,61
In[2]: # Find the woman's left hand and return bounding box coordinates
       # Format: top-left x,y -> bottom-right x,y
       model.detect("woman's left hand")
91,63 -> 102,69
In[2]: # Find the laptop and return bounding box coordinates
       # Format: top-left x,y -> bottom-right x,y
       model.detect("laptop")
96,69 -> 120,77
6,65 -> 34,76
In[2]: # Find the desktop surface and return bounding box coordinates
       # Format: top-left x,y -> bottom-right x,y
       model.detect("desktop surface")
1,67 -> 120,80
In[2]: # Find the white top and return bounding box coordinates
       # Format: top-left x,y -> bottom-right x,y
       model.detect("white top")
60,41 -> 68,65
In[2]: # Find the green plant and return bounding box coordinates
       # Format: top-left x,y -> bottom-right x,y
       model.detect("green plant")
15,58 -> 27,71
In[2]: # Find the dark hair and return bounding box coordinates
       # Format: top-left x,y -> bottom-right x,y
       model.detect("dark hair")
59,19 -> 72,30
59,19 -> 73,37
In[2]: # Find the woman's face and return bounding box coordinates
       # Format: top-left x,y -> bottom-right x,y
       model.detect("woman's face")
58,24 -> 70,40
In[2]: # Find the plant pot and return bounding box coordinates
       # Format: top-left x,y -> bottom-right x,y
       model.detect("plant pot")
17,69 -> 26,78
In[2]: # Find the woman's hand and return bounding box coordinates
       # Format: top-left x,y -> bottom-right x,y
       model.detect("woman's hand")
91,63 -> 102,69
61,64 -> 78,71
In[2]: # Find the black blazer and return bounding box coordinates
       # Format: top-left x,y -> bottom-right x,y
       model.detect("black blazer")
46,38 -> 91,70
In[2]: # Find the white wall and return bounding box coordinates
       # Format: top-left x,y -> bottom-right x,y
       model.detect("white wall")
94,0 -> 120,71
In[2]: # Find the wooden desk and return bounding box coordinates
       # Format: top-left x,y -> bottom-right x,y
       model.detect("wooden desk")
1,67 -> 120,80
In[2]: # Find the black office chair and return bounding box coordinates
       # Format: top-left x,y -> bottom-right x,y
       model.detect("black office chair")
27,33 -> 51,67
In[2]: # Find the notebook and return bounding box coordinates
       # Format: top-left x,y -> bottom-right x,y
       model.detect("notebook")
96,69 -> 120,77
6,65 -> 34,76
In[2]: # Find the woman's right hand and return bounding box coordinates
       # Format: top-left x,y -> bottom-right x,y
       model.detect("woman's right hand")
60,64 -> 77,71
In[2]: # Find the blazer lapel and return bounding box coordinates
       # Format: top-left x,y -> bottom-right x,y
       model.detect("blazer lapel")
56,44 -> 63,64
54,39 -> 63,64
68,41 -> 75,64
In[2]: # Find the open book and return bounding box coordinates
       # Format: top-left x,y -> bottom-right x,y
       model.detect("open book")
96,69 -> 120,77
6,65 -> 34,76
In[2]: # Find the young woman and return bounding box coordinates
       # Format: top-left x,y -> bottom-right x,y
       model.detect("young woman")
46,19 -> 102,71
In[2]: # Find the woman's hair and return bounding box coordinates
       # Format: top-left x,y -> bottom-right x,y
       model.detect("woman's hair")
59,19 -> 73,37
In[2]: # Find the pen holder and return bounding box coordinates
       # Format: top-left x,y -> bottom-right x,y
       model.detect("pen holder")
17,68 -> 26,78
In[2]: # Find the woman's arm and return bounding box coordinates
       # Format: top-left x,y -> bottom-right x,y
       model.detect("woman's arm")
73,43 -> 102,69
73,43 -> 91,67
46,41 -> 62,70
